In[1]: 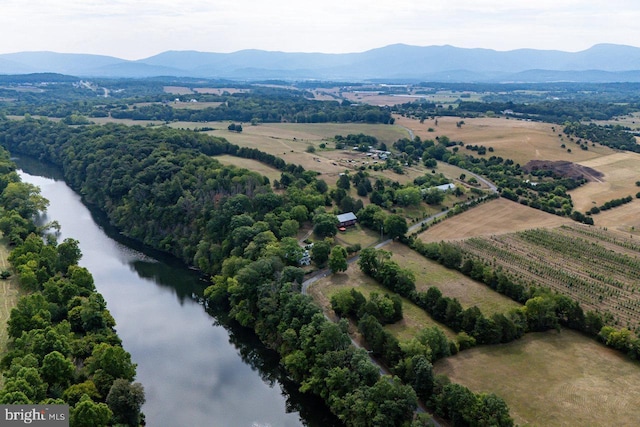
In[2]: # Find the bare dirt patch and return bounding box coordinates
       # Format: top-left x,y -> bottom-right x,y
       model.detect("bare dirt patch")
522,160 -> 604,182
417,198 -> 571,242
435,329 -> 640,426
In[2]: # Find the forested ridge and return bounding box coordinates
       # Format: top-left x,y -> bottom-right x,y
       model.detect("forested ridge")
0,118 -> 299,273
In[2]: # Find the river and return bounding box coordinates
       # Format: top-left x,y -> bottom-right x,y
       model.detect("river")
15,157 -> 339,427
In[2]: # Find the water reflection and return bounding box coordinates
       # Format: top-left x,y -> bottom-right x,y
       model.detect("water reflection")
15,157 -> 341,427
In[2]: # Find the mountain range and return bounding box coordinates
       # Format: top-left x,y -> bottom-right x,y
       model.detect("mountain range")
2,44 -> 640,82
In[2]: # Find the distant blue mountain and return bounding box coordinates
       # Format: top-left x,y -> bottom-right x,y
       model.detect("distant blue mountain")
1,44 -> 640,82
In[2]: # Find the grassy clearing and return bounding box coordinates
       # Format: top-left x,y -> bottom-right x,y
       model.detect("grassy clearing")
386,243 -> 521,316
435,329 -> 640,426
0,237 -> 22,387
214,155 -> 282,182
417,198 -> 571,242
308,262 -> 457,340
333,224 -> 381,249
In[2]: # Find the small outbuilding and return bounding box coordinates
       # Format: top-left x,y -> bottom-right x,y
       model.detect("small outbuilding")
336,212 -> 357,228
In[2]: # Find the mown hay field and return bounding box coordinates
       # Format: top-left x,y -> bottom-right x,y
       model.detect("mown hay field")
417,198 -> 572,242
204,122 -> 413,183
395,115 -> 615,165
570,151 -> 640,214
308,262 -> 457,341
435,329 -> 640,427
386,243 -> 521,316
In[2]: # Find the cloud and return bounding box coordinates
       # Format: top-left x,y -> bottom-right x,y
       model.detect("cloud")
1,0 -> 639,58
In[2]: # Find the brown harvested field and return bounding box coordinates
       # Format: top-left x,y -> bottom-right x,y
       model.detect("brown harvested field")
163,86 -> 194,95
192,88 -> 248,95
593,112 -> 640,131
417,198 -> 572,242
386,243 -> 520,316
0,238 -> 23,387
588,202 -> 640,234
308,262 -> 456,341
214,155 -> 282,182
435,329 -> 640,427
394,115 -> 615,165
204,122 -> 411,183
341,90 -> 483,107
570,152 -> 640,211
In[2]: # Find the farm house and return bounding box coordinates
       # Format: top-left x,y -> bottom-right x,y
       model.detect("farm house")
336,212 -> 357,228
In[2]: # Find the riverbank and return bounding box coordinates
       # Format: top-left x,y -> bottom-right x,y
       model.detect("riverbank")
0,236 -> 23,387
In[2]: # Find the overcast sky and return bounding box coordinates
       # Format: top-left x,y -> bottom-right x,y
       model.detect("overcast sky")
2,0 -> 638,60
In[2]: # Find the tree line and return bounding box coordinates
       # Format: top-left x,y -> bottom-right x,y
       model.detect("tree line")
353,247 -> 514,426
410,239 -> 640,361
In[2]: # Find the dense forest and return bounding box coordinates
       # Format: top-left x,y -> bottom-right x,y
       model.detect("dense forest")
0,147 -> 144,425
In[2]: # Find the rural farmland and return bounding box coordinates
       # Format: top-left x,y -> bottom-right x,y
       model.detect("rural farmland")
452,224 -> 640,329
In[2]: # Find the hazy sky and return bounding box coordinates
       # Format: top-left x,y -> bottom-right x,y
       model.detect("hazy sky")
2,0 -> 638,59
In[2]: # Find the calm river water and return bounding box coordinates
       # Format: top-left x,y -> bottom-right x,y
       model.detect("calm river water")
16,157 -> 339,427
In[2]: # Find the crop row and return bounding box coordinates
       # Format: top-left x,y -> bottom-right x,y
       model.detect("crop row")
456,229 -> 640,329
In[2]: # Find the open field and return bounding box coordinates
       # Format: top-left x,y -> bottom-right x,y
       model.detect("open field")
435,329 -> 640,426
395,115 -> 615,165
308,262 -> 456,341
336,89 -> 483,107
333,224 -> 381,249
163,86 -> 194,95
162,86 -> 248,95
203,122 -> 412,183
213,155 -> 283,182
570,151 -> 640,212
0,237 -> 22,387
129,101 -> 224,110
454,224 -> 640,329
386,243 -> 520,316
593,111 -> 640,131
417,198 -> 572,242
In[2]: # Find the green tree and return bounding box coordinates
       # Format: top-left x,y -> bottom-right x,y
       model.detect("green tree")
311,240 -> 331,267
71,394 -> 112,427
329,246 -> 348,273
41,351 -> 74,390
106,379 -> 145,426
395,186 -> 422,206
85,343 -> 136,396
313,213 -> 339,238
423,188 -> 445,205
337,174 -> 351,190
56,238 -> 82,274
384,214 -> 408,239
